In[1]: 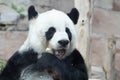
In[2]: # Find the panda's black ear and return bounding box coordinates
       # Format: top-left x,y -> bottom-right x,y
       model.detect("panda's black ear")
67,8 -> 79,24
28,5 -> 38,20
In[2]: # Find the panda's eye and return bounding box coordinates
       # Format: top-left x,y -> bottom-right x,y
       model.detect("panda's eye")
66,27 -> 72,41
45,27 -> 56,41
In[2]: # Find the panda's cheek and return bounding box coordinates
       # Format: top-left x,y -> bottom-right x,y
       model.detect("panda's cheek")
48,39 -> 57,49
48,36 -> 58,47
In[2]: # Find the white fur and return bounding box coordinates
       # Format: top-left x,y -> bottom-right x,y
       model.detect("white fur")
19,9 -> 77,58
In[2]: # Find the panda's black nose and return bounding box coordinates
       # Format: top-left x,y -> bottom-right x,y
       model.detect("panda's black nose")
58,40 -> 69,47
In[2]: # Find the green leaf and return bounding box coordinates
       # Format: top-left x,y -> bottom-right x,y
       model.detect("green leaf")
0,59 -> 6,71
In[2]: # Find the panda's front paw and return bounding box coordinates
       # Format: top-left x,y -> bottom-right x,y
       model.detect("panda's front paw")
23,52 -> 38,63
41,52 -> 58,60
35,52 -> 61,69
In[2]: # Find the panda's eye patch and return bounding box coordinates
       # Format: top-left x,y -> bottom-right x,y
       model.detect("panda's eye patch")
66,27 -> 72,41
45,27 -> 56,41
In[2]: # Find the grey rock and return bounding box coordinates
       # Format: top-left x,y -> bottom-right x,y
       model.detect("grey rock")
0,31 -> 27,60
50,0 -> 74,13
6,25 -> 16,31
91,66 -> 106,80
0,0 -> 32,17
31,0 -> 73,13
0,5 -> 20,24
91,35 -> 106,66
93,7 -> 120,35
32,0 -> 51,7
94,0 -> 113,10
113,0 -> 120,11
89,78 -> 102,80
16,17 -> 28,31
31,0 -> 52,13
0,0 -> 31,9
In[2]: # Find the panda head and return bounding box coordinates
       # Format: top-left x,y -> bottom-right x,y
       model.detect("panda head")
19,5 -> 79,59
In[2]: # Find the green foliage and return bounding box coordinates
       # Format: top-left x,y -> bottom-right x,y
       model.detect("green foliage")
11,3 -> 25,13
11,3 -> 25,18
0,59 -> 6,71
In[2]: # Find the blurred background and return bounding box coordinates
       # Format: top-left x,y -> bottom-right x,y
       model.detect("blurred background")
0,0 -> 120,80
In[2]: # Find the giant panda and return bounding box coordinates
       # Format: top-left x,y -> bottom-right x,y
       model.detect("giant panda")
0,5 -> 88,80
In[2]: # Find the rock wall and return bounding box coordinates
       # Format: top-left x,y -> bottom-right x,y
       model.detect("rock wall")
92,0 -> 120,80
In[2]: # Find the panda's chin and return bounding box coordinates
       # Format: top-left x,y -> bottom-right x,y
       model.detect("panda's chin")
53,49 -> 66,58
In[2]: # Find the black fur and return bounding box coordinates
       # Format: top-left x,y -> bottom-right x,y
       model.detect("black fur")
28,5 -> 38,20
58,40 -> 69,47
45,27 -> 56,41
32,53 -> 68,80
30,49 -> 88,80
66,27 -> 72,41
63,49 -> 88,80
67,8 -> 79,24
0,49 -> 88,80
0,49 -> 38,80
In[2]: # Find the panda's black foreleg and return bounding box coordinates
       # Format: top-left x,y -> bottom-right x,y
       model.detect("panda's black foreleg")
0,49 -> 38,80
32,52 -> 74,80
63,49 -> 88,80
32,52 -> 87,80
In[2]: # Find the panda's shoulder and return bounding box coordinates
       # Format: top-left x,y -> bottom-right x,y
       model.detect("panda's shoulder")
64,49 -> 85,64
7,49 -> 38,68
71,49 -> 85,63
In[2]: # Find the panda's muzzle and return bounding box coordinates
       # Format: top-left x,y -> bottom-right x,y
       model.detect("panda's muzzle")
46,40 -> 69,58
52,40 -> 69,57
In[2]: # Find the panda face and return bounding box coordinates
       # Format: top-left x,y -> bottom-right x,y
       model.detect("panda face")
34,10 -> 76,59
45,27 -> 72,59
19,6 -> 79,59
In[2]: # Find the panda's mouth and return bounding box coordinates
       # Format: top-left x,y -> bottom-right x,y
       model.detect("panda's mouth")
46,48 -> 66,57
53,49 -> 66,57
